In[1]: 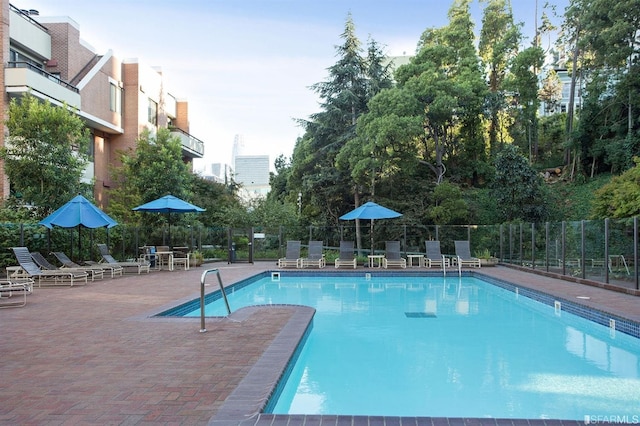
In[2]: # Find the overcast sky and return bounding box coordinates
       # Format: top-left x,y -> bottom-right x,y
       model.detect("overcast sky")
14,0 -> 568,173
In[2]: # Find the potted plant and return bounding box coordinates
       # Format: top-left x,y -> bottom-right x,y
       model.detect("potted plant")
190,250 -> 204,267
475,248 -> 499,266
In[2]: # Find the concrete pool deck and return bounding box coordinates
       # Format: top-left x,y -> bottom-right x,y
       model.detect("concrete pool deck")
1,261 -> 638,425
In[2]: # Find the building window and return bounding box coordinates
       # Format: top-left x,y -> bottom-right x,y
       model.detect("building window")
148,98 -> 158,126
110,82 -> 122,113
86,133 -> 95,161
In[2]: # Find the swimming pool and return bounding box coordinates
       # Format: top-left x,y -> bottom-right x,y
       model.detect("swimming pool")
172,272 -> 640,420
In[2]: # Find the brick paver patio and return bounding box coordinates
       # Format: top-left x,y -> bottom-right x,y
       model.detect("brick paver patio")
1,261 -> 638,425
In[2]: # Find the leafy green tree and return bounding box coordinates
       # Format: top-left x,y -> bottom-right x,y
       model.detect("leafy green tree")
538,69 -> 563,114
591,158 -> 640,219
0,93 -> 90,216
190,174 -> 243,227
491,144 -> 550,222
426,181 -> 469,225
388,0 -> 487,185
504,46 -> 545,161
537,113 -> 566,166
108,127 -> 192,225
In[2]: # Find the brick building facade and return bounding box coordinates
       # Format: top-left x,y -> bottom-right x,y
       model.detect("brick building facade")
0,0 -> 205,208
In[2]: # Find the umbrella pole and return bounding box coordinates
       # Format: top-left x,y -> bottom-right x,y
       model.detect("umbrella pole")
371,220 -> 374,255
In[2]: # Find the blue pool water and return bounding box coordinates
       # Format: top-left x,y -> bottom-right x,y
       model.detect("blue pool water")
184,274 -> 640,420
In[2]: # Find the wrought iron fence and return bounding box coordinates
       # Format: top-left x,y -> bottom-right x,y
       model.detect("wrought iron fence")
2,218 -> 638,291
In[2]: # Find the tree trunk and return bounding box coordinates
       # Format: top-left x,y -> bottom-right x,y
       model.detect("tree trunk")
565,27 -> 580,167
354,190 -> 362,257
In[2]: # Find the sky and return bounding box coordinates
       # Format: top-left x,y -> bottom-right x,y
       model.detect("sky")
14,0 -> 568,174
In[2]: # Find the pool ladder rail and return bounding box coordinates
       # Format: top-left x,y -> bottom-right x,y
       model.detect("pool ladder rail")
199,268 -> 231,333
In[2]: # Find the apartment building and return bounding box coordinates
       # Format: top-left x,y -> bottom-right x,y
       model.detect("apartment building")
0,1 -> 205,208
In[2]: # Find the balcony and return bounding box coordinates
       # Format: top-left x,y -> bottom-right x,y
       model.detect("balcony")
9,5 -> 51,59
5,61 -> 81,108
169,127 -> 204,159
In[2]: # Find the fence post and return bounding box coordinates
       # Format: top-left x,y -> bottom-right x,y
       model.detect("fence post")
580,220 -> 586,280
249,227 -> 254,264
604,218 -> 609,284
635,217 -> 639,290
531,223 -> 535,269
545,222 -> 550,273
509,223 -> 513,263
227,227 -> 233,264
519,223 -> 524,266
498,224 -> 503,261
561,221 -> 566,276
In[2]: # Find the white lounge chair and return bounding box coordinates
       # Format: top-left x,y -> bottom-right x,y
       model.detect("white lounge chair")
425,241 -> 450,275
335,241 -> 357,269
382,241 -> 406,269
278,240 -> 302,268
31,251 -> 104,281
454,240 -> 481,269
11,247 -> 88,287
97,244 -> 150,274
300,241 -> 326,268
52,251 -> 123,278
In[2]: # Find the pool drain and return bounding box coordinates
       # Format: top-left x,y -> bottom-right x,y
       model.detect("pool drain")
405,312 -> 437,318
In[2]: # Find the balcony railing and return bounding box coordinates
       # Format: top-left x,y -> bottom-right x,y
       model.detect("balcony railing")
169,127 -> 204,158
10,5 -> 49,32
7,61 -> 79,93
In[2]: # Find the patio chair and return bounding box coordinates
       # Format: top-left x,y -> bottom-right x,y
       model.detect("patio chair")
425,241 -> 450,274
278,241 -> 302,268
10,247 -> 88,287
454,240 -> 481,269
335,241 -> 357,269
382,241 -> 406,269
52,251 -> 122,278
31,251 -> 104,281
300,241 -> 326,268
97,244 -> 151,274
154,245 -> 173,270
172,249 -> 190,270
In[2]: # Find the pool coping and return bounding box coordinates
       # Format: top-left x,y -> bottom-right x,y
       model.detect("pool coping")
206,269 -> 637,425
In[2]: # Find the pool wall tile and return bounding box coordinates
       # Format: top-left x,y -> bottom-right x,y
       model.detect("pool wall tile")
480,273 -> 640,339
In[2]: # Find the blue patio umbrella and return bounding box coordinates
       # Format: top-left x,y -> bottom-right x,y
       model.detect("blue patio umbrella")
339,201 -> 402,253
132,195 -> 205,214
339,201 -> 402,221
39,194 -> 118,258
40,195 -> 118,229
132,195 -> 205,245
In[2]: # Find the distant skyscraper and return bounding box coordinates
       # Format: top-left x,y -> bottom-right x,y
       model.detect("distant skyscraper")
232,134 -> 245,169
207,162 -> 231,184
234,155 -> 270,199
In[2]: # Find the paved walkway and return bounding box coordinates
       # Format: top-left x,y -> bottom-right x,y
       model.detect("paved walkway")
1,262 -> 638,425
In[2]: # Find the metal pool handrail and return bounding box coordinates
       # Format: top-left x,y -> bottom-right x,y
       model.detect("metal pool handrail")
199,268 -> 231,333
